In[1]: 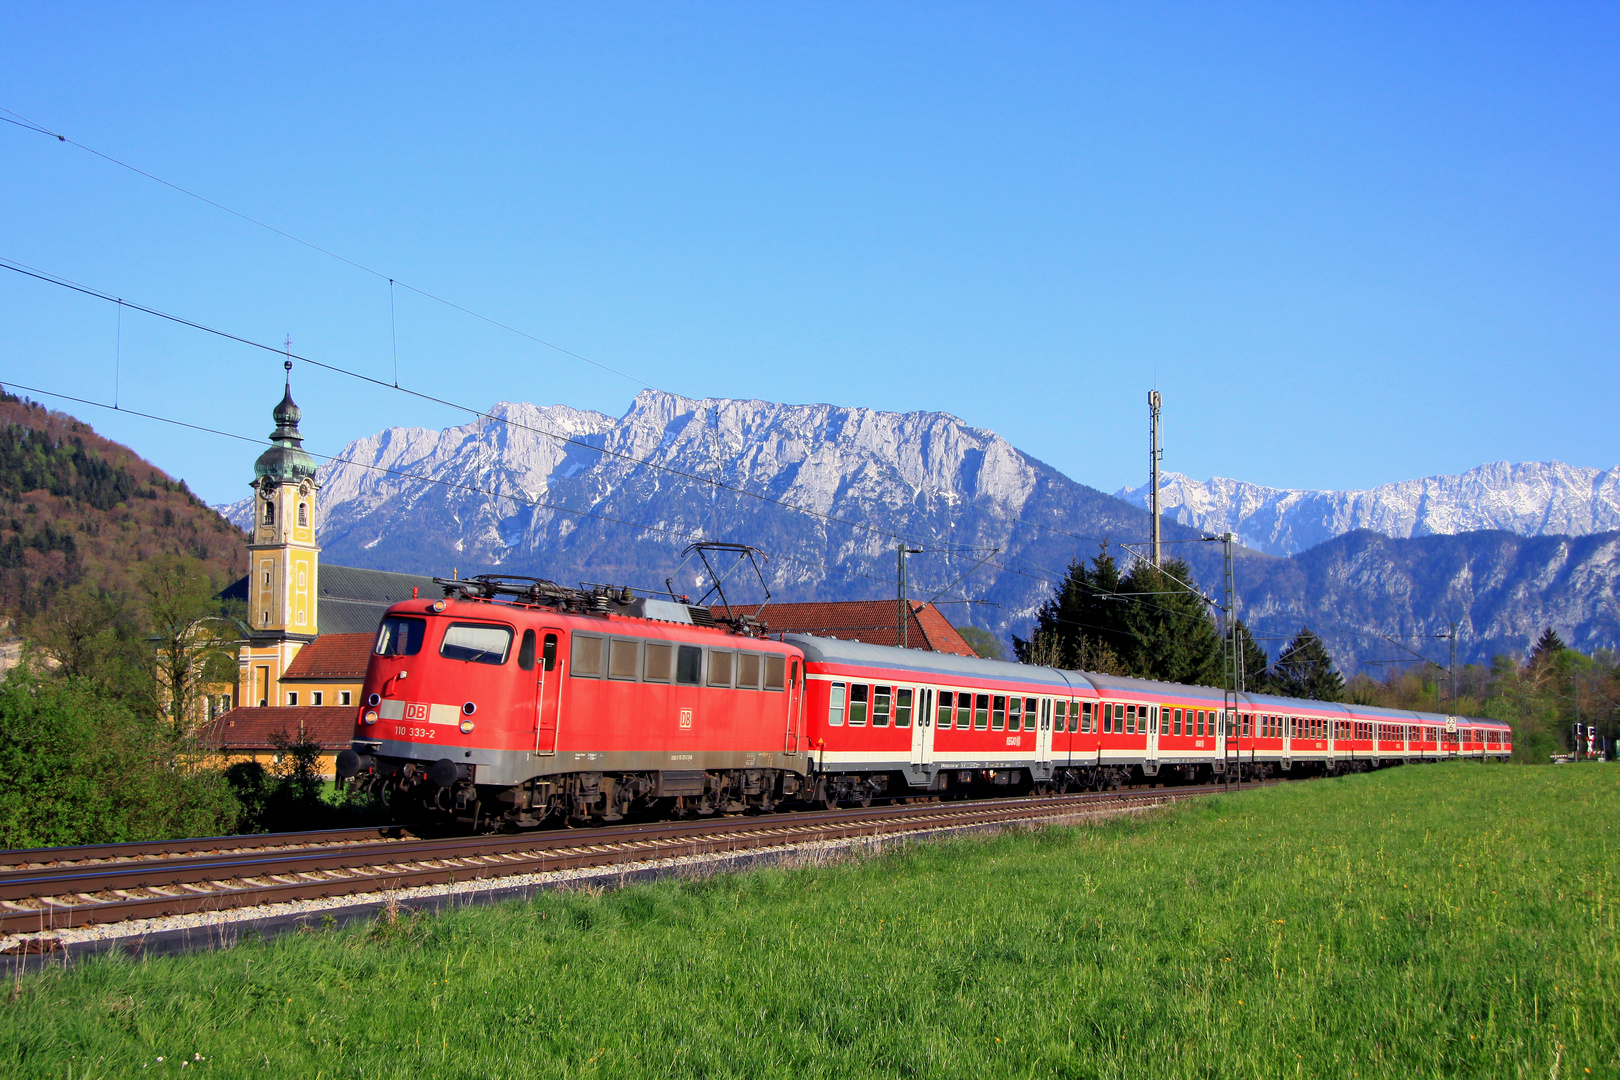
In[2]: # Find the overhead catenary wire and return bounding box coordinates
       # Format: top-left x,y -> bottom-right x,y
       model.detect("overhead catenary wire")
0,377 -> 959,599
0,105 -> 1128,553
0,256 -> 1021,561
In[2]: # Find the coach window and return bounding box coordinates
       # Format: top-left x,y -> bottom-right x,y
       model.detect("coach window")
1071,702 -> 1081,733
1125,704 -> 1136,735
1078,702 -> 1089,733
936,691 -> 955,729
764,655 -> 785,691
644,642 -> 673,682
992,696 -> 1006,731
896,688 -> 913,728
1242,714 -> 1251,738
873,686 -> 892,727
737,652 -> 762,690
610,638 -> 640,681
828,683 -> 847,726
974,694 -> 990,730
708,650 -> 734,688
374,616 -> 426,657
1053,700 -> 1067,733
958,693 -> 973,730
1024,698 -> 1038,731
1004,697 -> 1017,731
849,684 -> 870,726
441,623 -> 514,666
518,629 -> 536,671
675,645 -> 702,685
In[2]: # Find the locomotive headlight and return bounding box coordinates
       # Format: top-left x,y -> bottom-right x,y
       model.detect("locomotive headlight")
432,599 -> 446,612
363,709 -> 379,725
459,719 -> 475,734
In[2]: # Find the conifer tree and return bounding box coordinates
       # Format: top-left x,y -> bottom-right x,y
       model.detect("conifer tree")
1271,626 -> 1345,701
1529,627 -> 1567,667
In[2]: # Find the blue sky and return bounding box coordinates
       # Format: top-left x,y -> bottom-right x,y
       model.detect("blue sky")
2,2 -> 1617,508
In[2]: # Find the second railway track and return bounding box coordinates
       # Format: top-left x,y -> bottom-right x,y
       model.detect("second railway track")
0,786 -> 1231,937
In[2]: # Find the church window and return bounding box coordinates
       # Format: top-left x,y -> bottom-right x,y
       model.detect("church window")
263,501 -> 275,525
262,610 -> 270,625
298,502 -> 308,527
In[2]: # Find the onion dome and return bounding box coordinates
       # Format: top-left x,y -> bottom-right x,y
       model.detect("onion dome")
253,365 -> 319,485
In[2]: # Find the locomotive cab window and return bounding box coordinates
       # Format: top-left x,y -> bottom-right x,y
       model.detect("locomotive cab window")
440,623 -> 513,665
763,655 -> 785,691
675,645 -> 702,685
542,633 -> 558,672
570,634 -> 604,677
708,650 -> 734,687
518,629 -> 536,671
644,642 -> 673,682
609,638 -> 640,681
374,616 -> 426,657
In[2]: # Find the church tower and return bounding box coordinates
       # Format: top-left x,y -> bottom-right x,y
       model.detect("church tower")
239,361 -> 321,706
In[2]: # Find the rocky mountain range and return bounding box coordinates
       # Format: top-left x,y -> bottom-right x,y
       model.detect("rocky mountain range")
220,391 -> 1620,672
1114,462 -> 1620,557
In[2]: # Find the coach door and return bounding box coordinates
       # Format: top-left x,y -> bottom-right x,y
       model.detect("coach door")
1146,704 -> 1160,768
910,687 -> 933,767
530,629 -> 562,755
1036,698 -> 1054,770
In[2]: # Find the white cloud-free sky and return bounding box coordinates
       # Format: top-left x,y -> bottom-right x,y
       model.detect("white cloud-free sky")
3,2 -> 1617,507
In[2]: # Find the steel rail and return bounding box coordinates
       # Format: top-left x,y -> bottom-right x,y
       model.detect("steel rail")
0,787 -> 1221,935
0,826 -> 410,870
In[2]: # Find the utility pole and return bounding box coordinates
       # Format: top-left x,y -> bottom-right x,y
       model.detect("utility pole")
897,544 -> 923,649
1148,390 -> 1163,567
1448,621 -> 1458,715
1221,531 -> 1241,789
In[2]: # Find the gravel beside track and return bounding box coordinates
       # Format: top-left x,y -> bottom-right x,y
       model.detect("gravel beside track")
0,785 -> 1234,965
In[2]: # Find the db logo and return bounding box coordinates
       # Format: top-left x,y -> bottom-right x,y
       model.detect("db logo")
404,702 -> 429,722
679,709 -> 693,730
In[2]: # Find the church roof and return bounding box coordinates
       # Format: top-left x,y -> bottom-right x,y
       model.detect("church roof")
219,563 -> 441,637
253,371 -> 319,486
281,632 -> 374,681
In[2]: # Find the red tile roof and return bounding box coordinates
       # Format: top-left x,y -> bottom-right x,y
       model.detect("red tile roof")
715,600 -> 979,657
200,706 -> 356,751
281,633 -> 374,681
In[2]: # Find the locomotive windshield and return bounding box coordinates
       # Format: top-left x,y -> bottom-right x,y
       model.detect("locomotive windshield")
440,622 -> 513,665
374,616 -> 426,657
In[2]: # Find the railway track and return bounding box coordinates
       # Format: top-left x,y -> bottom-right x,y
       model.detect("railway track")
0,786 -> 1225,937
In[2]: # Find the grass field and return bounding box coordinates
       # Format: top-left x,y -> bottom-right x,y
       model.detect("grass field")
2,763 -> 1616,1079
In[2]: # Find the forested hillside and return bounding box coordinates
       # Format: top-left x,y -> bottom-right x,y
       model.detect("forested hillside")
0,388 -> 244,620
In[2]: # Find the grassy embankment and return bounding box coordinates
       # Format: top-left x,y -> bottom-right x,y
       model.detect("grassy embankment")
2,763 -> 1615,1079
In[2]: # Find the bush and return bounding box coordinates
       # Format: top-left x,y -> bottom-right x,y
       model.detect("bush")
0,665 -> 239,847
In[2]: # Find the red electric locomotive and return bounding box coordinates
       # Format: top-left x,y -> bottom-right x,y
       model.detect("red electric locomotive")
336,574 -> 1513,830
338,576 -> 812,828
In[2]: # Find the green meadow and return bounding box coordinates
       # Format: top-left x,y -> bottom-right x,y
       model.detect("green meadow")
2,763 -> 1615,1079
